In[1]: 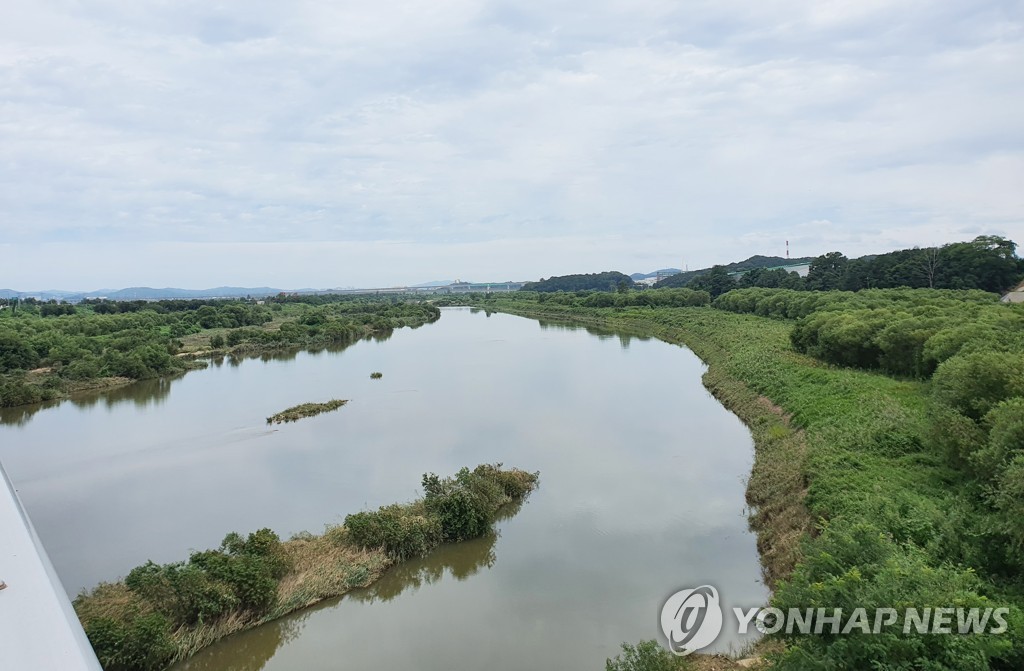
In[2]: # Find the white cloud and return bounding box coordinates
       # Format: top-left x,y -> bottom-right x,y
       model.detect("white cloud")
1,0 -> 1022,288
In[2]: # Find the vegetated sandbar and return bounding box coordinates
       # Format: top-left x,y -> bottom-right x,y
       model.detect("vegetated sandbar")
74,464 -> 539,670
266,399 -> 347,424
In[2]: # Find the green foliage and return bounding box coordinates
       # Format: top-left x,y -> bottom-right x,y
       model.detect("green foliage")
685,265 -> 737,297
772,520 -> 1019,671
605,641 -> 680,671
122,528 -> 291,630
423,467 -> 504,541
805,251 -> 849,291
345,464 -> 538,557
84,614 -> 176,671
0,295 -> 440,407
344,504 -> 443,560
522,271 -> 634,293
654,253 -> 814,289
932,352 -> 1024,422
266,399 -> 348,424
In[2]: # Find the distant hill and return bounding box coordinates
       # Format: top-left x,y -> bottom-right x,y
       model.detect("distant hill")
411,280 -> 458,287
1,286 -> 286,301
522,271 -> 633,293
629,268 -> 682,280
84,286 -> 285,300
655,255 -> 814,288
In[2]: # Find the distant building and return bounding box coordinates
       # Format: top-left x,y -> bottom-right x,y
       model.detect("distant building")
1002,282 -> 1024,303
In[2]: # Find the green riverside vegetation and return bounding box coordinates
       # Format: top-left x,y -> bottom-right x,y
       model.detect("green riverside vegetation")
455,282 -> 1024,670
73,464 -> 538,671
0,295 -> 440,408
266,399 -> 348,424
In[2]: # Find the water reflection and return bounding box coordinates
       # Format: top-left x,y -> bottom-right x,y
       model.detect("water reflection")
3,307 -> 766,670
178,504 -> 524,671
350,500 -> 523,605
176,607 -> 306,671
0,333 -> 395,427
535,316 -> 654,350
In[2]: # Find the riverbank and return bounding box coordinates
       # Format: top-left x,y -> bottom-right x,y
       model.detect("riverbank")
464,297 -> 1022,669
473,304 -> 811,589
73,464 -> 538,670
0,297 -> 440,409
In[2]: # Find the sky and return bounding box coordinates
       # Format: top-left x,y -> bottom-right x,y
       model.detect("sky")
2,0 -> 1023,290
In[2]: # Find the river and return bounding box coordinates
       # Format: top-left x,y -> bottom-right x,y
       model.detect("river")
0,307 -> 767,669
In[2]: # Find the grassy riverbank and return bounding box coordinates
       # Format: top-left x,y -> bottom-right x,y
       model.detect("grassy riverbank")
0,296 -> 440,409
74,464 -> 538,671
460,293 -> 1024,669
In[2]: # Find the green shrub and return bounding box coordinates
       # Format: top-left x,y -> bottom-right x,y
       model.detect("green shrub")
344,504 -> 442,560
605,640 -> 679,671
771,520 -> 1018,671
85,614 -> 176,671
932,352 -> 1024,422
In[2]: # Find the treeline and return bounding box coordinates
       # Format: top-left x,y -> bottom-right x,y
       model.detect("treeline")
443,287 -> 711,309
75,464 -> 538,671
657,236 -> 1022,296
0,297 -> 440,408
655,254 -> 814,289
712,286 -> 1024,658
714,287 -> 1024,378
521,271 -> 634,293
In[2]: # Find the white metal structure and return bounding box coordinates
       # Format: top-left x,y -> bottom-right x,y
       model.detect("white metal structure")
0,461 -> 103,670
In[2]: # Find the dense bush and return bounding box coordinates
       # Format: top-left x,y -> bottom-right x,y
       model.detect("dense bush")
123,529 -> 290,626
344,504 -> 443,560
84,614 -> 176,671
345,464 -> 539,556
771,520 -> 1022,670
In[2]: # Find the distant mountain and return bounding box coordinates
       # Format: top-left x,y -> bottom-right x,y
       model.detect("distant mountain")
84,286 -> 284,300
411,280 -> 457,287
630,268 -> 683,280
1,288 -> 85,300
1,286 -> 286,301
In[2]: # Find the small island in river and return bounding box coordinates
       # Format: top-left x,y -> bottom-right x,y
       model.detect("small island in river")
266,399 -> 348,424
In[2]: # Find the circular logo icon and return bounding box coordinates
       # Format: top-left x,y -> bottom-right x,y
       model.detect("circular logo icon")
660,585 -> 723,656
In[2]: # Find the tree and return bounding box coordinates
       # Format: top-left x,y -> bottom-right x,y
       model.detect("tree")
935,236 -> 1019,293
806,252 -> 849,291
686,265 -> 737,298
917,247 -> 942,289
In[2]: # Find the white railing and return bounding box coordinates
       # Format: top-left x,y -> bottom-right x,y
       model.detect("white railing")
0,461 -> 103,670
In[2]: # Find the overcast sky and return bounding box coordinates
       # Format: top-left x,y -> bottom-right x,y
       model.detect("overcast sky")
2,0 -> 1023,289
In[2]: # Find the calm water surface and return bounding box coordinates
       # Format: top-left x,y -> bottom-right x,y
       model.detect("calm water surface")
0,308 -> 767,669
